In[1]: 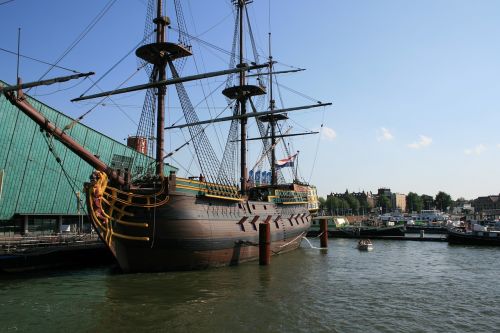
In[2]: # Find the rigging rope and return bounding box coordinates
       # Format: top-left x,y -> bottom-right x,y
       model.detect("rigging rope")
31,77 -> 88,97
308,106 -> 327,183
169,26 -> 258,65
79,31 -> 154,98
41,131 -> 85,210
276,82 -> 322,104
159,99 -> 235,167
63,63 -> 147,132
168,61 -> 233,187
28,0 -> 118,94
0,48 -> 80,74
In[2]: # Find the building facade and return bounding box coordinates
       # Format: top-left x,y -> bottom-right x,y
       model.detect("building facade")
392,193 -> 407,212
473,195 -> 500,211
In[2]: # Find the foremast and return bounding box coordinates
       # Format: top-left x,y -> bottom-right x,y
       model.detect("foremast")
155,1 -> 167,177
135,0 -> 192,177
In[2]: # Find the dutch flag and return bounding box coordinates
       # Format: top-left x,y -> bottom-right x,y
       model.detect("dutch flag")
275,153 -> 297,169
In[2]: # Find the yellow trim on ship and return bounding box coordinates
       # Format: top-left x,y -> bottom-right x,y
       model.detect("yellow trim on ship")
176,184 -> 208,192
204,194 -> 243,202
177,177 -> 239,190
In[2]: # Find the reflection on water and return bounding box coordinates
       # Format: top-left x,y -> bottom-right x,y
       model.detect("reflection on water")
1,239 -> 500,332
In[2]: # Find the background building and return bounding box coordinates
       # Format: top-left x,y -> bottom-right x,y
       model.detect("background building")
326,190 -> 374,215
392,193 -> 407,212
472,194 -> 500,219
0,83 -> 176,235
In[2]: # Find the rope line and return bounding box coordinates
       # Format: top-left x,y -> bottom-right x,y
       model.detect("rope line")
0,47 -> 80,73
78,31 -> 154,97
308,106 -> 327,183
41,131 -> 85,211
63,63 -> 147,132
301,236 -> 328,250
28,0 -> 118,93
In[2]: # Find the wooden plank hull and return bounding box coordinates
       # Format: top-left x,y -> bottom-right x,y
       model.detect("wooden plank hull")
89,191 -> 311,272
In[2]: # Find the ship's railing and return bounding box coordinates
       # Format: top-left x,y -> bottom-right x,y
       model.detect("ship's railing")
176,177 -> 241,200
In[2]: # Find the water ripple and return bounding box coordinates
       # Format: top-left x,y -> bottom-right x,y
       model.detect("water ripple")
1,240 -> 500,332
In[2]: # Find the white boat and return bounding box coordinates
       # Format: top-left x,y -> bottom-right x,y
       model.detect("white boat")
357,239 -> 373,251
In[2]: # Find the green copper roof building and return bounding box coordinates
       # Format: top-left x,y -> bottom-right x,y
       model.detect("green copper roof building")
0,81 -> 176,235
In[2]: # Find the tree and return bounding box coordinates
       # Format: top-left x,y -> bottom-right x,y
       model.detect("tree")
420,194 -> 434,210
406,192 -> 423,213
326,196 -> 341,215
339,198 -> 350,215
358,196 -> 370,215
376,196 -> 392,214
434,191 -> 452,212
345,194 -> 361,215
318,197 -> 326,209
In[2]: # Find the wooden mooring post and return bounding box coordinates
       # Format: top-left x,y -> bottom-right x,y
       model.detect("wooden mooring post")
320,218 -> 328,248
259,222 -> 271,265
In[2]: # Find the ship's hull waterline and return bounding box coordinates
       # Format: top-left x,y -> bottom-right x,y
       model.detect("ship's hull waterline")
87,177 -> 311,272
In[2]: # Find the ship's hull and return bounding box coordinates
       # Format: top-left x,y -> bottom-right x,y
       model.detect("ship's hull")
88,188 -> 311,272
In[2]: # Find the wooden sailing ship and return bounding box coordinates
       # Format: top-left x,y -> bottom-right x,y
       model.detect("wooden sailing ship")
1,0 -> 330,272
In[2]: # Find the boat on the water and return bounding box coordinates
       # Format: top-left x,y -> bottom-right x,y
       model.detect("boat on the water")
405,225 -> 447,234
357,239 -> 373,251
1,1 -> 330,272
447,221 -> 500,246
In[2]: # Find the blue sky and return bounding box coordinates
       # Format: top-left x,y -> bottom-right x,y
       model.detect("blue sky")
1,0 -> 500,200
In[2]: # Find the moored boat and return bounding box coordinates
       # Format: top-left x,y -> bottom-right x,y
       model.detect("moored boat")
308,217 -> 405,238
332,225 -> 405,238
447,224 -> 500,246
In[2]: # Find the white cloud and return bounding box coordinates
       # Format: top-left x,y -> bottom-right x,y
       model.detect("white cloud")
377,127 -> 394,141
464,144 -> 486,155
321,126 -> 337,141
408,135 -> 432,149
497,143 -> 500,149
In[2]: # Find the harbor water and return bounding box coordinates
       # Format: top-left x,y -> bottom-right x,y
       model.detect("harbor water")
1,238 -> 499,333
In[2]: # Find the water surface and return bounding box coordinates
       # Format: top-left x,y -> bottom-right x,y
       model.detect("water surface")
1,239 -> 499,332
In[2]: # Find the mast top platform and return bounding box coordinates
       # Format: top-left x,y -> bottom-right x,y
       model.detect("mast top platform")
136,42 -> 192,65
258,114 -> 289,122
222,84 -> 266,100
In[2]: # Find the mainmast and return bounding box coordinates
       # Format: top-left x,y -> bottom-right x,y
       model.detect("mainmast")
223,0 -> 266,194
238,0 -> 248,193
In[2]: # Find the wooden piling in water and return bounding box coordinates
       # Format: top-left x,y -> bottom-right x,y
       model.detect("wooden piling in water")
320,218 -> 328,248
259,222 -> 271,265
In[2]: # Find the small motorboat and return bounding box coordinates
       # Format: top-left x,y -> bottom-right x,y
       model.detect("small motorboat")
357,239 -> 373,251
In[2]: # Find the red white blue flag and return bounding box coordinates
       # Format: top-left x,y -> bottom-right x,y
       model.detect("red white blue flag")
275,153 -> 297,169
